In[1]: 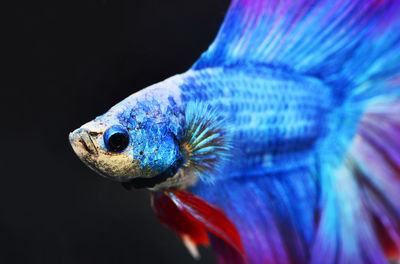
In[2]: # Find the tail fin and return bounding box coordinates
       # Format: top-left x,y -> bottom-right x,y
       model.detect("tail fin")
311,98 -> 400,264
352,99 -> 400,260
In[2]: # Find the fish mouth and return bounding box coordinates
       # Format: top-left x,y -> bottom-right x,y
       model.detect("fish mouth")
121,157 -> 184,189
69,128 -> 99,157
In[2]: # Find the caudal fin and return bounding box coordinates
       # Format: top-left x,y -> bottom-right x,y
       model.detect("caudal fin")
352,99 -> 400,260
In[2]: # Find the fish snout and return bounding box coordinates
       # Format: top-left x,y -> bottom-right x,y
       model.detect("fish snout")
69,128 -> 99,157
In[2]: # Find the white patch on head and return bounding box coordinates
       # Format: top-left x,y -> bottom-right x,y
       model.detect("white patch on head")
69,121 -> 142,182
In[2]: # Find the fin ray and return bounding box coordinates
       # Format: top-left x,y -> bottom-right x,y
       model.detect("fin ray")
193,0 -> 400,97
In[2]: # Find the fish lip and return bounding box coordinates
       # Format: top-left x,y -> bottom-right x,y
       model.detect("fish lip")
69,128 -> 99,157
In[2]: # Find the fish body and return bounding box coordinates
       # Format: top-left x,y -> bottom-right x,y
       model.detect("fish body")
71,66 -> 332,187
179,67 -> 332,180
70,0 -> 400,263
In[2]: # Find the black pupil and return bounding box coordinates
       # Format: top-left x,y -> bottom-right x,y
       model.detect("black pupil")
108,132 -> 129,152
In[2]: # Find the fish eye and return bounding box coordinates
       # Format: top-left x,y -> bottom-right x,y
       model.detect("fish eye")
104,125 -> 130,153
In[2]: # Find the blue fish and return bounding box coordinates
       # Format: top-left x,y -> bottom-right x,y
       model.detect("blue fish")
69,0 -> 400,263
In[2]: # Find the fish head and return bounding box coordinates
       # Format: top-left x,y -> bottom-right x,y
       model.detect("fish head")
69,84 -> 184,185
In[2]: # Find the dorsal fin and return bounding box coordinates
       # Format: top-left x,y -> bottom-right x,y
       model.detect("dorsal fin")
193,0 -> 400,91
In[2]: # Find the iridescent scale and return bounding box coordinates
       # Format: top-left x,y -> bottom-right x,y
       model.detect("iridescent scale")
179,65 -> 333,180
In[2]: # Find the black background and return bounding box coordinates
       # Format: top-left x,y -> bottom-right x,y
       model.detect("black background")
3,0 -> 230,263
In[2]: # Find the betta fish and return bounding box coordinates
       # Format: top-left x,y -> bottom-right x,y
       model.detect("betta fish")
69,0 -> 400,263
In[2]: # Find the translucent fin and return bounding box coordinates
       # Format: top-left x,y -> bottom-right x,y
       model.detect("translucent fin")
180,101 -> 232,183
193,0 -> 400,95
182,234 -> 201,260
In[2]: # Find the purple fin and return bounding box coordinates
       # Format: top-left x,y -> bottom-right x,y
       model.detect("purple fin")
311,98 -> 400,263
352,99 -> 400,260
310,159 -> 389,264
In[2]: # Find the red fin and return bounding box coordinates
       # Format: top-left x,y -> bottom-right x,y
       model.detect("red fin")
151,190 -> 247,262
152,191 -> 209,246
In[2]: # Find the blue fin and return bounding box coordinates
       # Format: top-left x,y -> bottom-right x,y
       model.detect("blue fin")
193,0 -> 400,96
191,169 -> 318,264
